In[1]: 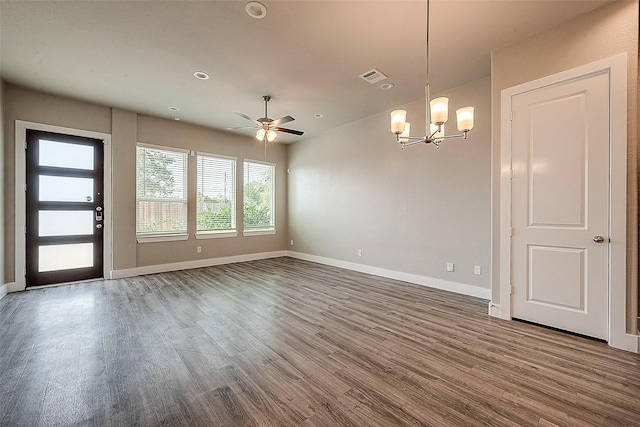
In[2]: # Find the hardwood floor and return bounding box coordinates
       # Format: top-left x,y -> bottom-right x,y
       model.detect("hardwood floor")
1,257 -> 639,426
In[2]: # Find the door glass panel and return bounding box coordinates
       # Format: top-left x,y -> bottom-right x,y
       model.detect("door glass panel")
39,210 -> 94,237
39,139 -> 94,170
39,176 -> 94,202
38,243 -> 94,272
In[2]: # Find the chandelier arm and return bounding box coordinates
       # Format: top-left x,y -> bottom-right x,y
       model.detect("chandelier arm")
439,131 -> 469,140
396,134 -> 429,143
401,140 -> 426,148
398,131 -> 469,148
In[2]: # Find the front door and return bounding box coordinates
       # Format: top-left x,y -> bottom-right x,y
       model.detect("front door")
25,130 -> 105,287
510,70 -> 610,340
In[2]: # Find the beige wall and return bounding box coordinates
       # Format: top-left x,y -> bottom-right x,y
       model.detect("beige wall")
491,1 -> 639,324
2,85 -> 112,283
288,77 -> 492,291
2,84 -> 288,283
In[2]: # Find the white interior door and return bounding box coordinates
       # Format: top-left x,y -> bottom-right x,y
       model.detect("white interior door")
511,70 -> 610,340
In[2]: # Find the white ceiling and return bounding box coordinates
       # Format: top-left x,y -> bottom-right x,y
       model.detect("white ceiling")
0,0 -> 612,143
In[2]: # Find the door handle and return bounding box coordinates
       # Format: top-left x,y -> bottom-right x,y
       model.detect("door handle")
593,235 -> 606,243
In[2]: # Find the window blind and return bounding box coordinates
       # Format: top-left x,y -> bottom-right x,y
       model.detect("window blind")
197,154 -> 236,233
243,160 -> 275,230
136,145 -> 187,234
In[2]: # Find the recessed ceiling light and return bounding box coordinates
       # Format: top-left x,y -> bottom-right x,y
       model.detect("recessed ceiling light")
174,117 -> 181,121
193,71 -> 210,80
168,106 -> 180,111
314,113 -> 324,119
380,83 -> 394,90
246,1 -> 267,19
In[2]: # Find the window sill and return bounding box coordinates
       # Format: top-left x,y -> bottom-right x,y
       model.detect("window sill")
243,229 -> 276,237
137,234 -> 189,243
196,231 -> 238,239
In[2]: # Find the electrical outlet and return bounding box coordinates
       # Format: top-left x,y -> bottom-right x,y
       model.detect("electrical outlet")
290,240 -> 294,246
197,246 -> 202,253
447,262 -> 454,272
474,265 -> 482,275
357,249 -> 362,257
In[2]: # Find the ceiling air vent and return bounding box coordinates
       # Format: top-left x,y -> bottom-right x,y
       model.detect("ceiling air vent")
359,68 -> 388,84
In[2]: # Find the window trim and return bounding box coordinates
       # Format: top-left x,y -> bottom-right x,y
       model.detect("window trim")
136,143 -> 189,240
136,233 -> 189,244
242,229 -> 276,237
195,230 -> 239,239
243,159 -> 276,233
195,151 -> 237,238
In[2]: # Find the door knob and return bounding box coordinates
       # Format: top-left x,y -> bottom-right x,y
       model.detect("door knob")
593,235 -> 605,243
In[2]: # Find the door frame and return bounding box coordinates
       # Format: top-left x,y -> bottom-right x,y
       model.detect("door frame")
497,53 -> 636,351
13,120 -> 112,291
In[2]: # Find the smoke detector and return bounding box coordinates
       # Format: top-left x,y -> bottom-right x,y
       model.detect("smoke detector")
246,2 -> 267,19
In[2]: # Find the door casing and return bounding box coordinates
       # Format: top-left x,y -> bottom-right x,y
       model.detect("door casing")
13,121 -> 112,291
497,53 -> 635,351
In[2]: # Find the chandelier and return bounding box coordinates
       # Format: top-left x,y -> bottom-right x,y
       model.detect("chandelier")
390,0 -> 474,149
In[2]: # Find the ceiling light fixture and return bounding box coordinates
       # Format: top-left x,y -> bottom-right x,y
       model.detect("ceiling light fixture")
380,83 -> 394,91
314,113 -> 324,119
246,2 -> 267,19
255,128 -> 277,142
193,71 -> 210,80
168,106 -> 180,111
390,0 -> 474,149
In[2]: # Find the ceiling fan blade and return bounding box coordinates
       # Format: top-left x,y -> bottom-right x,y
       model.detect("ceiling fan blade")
226,126 -> 258,130
235,112 -> 260,124
271,115 -> 295,126
275,127 -> 304,136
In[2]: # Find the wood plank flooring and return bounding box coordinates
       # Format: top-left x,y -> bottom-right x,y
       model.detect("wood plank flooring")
1,257 -> 639,426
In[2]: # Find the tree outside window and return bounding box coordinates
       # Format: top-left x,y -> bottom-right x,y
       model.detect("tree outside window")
243,161 -> 275,230
197,154 -> 236,233
136,145 -> 187,235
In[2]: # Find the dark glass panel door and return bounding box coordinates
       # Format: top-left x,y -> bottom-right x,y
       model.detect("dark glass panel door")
25,130 -> 104,286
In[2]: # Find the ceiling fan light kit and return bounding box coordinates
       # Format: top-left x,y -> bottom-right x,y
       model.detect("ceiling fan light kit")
227,95 -> 304,143
390,0 -> 475,149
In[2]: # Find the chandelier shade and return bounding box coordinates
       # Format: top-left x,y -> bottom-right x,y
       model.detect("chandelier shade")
429,97 -> 449,125
456,107 -> 474,132
390,110 -> 407,134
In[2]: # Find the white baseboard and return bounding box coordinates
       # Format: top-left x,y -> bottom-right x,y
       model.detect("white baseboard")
0,283 -> 8,300
6,282 -> 21,293
488,302 -> 501,318
286,251 -> 491,300
110,250 -> 288,279
624,334 -> 639,353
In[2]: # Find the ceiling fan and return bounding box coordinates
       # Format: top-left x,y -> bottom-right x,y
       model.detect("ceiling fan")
227,95 -> 304,142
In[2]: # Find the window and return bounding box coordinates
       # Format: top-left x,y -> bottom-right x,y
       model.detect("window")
136,144 -> 188,240
196,153 -> 236,238
243,160 -> 275,234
